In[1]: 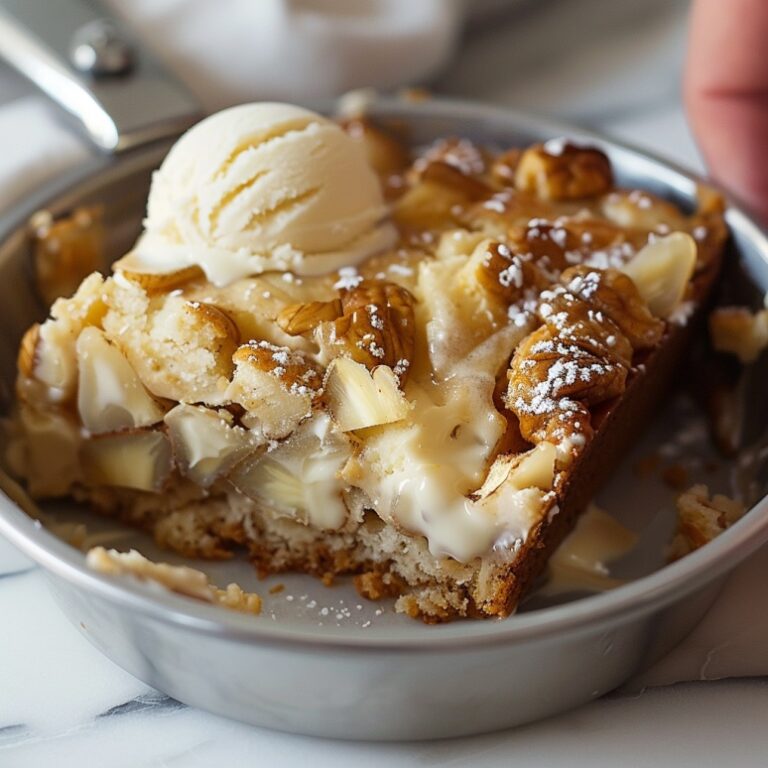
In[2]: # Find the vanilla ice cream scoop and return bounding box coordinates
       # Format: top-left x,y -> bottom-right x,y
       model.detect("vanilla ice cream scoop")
119,103 -> 395,285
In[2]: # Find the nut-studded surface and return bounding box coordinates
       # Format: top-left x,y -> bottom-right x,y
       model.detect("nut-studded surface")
506,267 -> 665,448
10,117 -> 729,623
279,280 -> 415,382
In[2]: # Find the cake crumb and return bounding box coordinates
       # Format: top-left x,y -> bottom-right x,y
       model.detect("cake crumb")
86,547 -> 261,614
268,583 -> 285,595
668,485 -> 745,560
710,306 -> 768,363
354,571 -> 404,600
213,583 -> 262,614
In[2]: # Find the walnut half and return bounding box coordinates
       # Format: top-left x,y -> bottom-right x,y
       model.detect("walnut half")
506,266 -> 660,452
277,280 -> 416,383
515,142 -> 613,201
506,325 -> 626,447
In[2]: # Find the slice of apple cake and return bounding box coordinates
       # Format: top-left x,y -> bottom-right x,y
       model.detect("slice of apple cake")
8,103 -> 727,621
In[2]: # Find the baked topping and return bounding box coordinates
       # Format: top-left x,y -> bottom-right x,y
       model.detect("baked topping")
458,239 -> 545,312
227,341 -> 323,438
278,280 -> 415,378
9,104 -> 726,611
668,485 -> 744,560
710,305 -> 768,363
30,206 -> 104,306
506,266 -> 663,451
102,287 -> 240,404
515,142 -> 613,201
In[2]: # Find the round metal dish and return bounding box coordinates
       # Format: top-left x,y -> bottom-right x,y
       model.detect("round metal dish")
1,98 -> 767,741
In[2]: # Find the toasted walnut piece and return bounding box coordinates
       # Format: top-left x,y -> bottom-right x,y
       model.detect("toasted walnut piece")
537,287 -> 633,367
509,218 -> 626,276
460,189 -> 556,239
490,148 -> 523,185
116,264 -> 203,293
227,341 -> 323,439
277,298 -> 342,335
710,307 -> 768,364
562,218 -> 628,250
506,326 -> 627,446
413,137 -> 488,179
392,177 -> 469,236
668,484 -> 745,560
17,324 -> 40,379
30,206 -> 104,306
505,265 -> 663,451
279,281 -> 416,382
337,281 -> 415,371
515,143 -> 613,201
560,266 -> 664,349
418,161 -> 492,201
458,239 -> 544,309
508,221 -> 572,276
341,117 -> 410,178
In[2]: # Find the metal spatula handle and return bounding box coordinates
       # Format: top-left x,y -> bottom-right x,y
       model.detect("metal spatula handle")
0,0 -> 202,152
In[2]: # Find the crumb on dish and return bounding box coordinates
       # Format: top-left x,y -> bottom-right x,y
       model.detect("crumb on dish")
710,306 -> 768,364
86,546 -> 261,614
668,484 -> 745,561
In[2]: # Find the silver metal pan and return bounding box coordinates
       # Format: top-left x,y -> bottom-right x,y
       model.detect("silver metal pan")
1,1 -> 768,743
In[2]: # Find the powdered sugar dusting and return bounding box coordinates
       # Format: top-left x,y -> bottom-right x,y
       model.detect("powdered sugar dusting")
334,266 -> 363,290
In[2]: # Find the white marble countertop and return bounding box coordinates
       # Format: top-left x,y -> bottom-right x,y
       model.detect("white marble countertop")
2,0 -> 768,764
